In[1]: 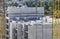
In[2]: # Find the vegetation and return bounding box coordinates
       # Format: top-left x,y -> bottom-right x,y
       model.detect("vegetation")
8,2 -> 18,7
25,1 -> 40,7
44,1 -> 53,15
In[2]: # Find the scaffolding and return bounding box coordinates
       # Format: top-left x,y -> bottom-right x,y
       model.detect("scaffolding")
52,0 -> 60,39
0,0 -> 6,39
2,0 -> 60,39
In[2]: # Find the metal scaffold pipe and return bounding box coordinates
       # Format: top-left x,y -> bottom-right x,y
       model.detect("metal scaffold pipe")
0,0 -> 6,39
52,0 -> 60,39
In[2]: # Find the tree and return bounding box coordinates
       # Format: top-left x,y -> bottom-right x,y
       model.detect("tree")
44,1 -> 53,15
32,2 -> 40,7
